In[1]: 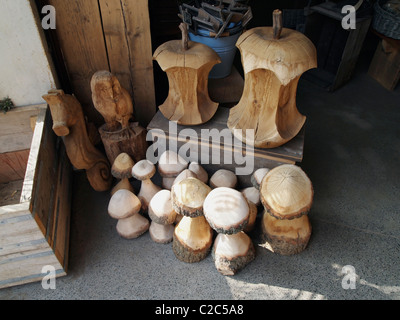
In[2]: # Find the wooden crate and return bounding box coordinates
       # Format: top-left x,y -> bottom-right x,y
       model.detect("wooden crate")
368,33 -> 400,91
147,107 -> 304,188
303,1 -> 371,91
0,105 -> 72,289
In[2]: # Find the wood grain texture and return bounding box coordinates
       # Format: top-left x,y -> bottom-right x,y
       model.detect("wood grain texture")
153,40 -> 220,125
368,38 -> 400,91
227,27 -> 316,148
147,108 -> 305,187
0,104 -> 46,153
0,150 -> 30,183
42,90 -> 112,192
118,0 -> 156,126
0,107 -> 72,289
47,0 -> 109,125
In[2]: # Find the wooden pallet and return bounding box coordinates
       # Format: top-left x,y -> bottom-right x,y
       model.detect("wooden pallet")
0,105 -> 72,289
147,107 -> 305,187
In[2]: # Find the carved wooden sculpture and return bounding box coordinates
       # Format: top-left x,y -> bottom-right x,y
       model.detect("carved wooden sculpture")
91,70 -> 134,131
153,23 -> 221,125
91,70 -> 147,164
227,10 -> 317,148
42,89 -> 112,192
259,164 -> 313,255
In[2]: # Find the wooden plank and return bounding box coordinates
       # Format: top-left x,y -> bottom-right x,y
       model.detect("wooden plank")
147,107 -> 305,187
0,205 -> 45,253
0,150 -> 30,183
332,17 -> 371,91
0,203 -> 65,289
368,39 -> 400,91
0,104 -> 46,153
47,0 -> 110,125
48,143 -> 72,269
21,108 -> 47,203
98,0 -> 133,99
119,0 -> 156,126
0,246 -> 65,289
148,108 -> 305,163
21,108 -> 57,236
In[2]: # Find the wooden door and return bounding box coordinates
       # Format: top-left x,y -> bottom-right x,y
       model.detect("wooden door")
44,0 -> 156,127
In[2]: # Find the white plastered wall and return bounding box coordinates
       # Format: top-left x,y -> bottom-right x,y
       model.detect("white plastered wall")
0,0 -> 57,107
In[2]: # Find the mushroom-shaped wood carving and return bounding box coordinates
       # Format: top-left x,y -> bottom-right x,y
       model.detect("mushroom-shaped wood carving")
153,23 -> 221,125
203,187 -> 255,275
209,169 -> 237,189
131,160 -> 161,213
148,189 -> 177,244
171,177 -> 213,263
227,10 -> 317,148
108,189 -> 149,239
259,164 -> 313,255
110,152 -> 135,196
158,150 -> 188,190
251,168 -> 270,190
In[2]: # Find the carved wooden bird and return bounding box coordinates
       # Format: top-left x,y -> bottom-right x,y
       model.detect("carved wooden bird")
91,70 -> 134,131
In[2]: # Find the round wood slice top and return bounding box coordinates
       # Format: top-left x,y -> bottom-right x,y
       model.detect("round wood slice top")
171,177 -> 211,217
260,164 -> 313,219
237,27 -> 317,85
209,169 -> 237,189
148,189 -> 176,225
251,168 -> 270,188
153,40 -> 221,71
111,152 -> 135,179
203,187 -> 249,234
108,189 -> 141,219
188,162 -> 208,184
158,150 -> 188,178
131,159 -> 156,180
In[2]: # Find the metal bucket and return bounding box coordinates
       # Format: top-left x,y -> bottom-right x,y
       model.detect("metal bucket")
189,26 -> 242,79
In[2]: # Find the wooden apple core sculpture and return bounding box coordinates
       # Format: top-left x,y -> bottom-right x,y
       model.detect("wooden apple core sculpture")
153,23 -> 221,125
227,10 -> 317,148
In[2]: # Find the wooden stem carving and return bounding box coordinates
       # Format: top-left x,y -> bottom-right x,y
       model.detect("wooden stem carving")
153,30 -> 221,125
43,89 -> 112,192
227,14 -> 317,148
272,9 -> 282,40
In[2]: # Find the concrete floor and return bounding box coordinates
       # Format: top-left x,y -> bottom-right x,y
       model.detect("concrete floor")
1,55 -> 399,301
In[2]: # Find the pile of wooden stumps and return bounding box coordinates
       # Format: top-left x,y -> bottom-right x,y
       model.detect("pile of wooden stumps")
177,0 -> 252,38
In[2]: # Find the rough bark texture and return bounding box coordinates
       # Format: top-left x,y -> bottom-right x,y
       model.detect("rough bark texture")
172,232 -> 212,263
227,27 -> 317,148
212,240 -> 256,276
99,122 -> 148,165
261,211 -> 312,255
